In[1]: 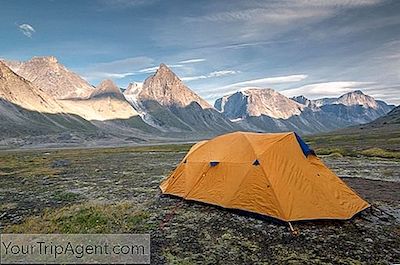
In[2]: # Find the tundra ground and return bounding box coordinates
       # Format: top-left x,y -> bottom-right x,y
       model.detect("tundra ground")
0,144 -> 399,264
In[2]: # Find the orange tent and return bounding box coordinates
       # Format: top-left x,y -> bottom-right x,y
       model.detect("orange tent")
160,132 -> 369,221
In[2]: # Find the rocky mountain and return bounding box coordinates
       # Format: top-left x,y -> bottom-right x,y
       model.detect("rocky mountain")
0,54 -> 396,147
123,82 -> 145,116
359,105 -> 400,128
310,90 -> 392,111
215,88 -> 303,120
324,104 -> 400,152
0,61 -> 96,138
0,61 -> 65,114
0,62 -> 156,146
1,58 -> 139,122
291,95 -> 314,108
216,88 -> 394,134
292,90 -> 392,111
136,64 -> 211,109
311,97 -> 337,107
124,64 -> 238,134
4,56 -> 94,99
292,91 -> 394,122
60,79 -> 139,121
90,79 -> 125,101
336,90 -> 378,108
124,82 -> 143,97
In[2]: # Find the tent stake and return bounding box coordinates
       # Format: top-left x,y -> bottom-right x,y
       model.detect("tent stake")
288,222 -> 294,232
288,222 -> 299,236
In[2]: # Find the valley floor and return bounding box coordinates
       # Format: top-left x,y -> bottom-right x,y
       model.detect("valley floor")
0,144 -> 399,264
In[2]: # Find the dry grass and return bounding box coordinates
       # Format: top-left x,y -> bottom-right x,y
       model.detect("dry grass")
4,201 -> 153,234
360,148 -> 400,159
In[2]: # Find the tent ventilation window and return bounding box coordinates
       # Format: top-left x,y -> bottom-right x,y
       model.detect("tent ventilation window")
210,161 -> 219,167
253,160 -> 260,166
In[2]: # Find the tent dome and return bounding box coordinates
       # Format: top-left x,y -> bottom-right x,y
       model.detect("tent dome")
160,131 -> 369,221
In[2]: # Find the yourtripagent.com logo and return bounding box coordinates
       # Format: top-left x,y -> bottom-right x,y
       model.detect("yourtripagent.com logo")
0,234 -> 150,264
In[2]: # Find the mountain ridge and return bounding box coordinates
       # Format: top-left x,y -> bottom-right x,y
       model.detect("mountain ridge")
0,55 -> 396,147
216,87 -> 394,134
3,56 -> 94,99
215,88 -> 303,119
0,61 -> 98,139
90,79 -> 125,101
136,63 -> 212,109
0,60 -> 66,114
124,64 -> 238,133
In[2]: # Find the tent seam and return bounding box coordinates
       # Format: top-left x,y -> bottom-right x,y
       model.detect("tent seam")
258,163 -> 288,221
243,132 -> 289,221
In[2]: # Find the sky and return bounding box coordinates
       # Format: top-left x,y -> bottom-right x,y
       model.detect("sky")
1,0 -> 400,105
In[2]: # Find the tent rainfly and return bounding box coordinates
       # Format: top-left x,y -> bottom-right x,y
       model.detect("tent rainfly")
160,131 -> 370,222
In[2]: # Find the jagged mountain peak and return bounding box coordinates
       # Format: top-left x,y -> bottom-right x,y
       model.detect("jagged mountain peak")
349,90 -> 364,95
150,63 -> 181,83
4,56 -> 94,99
215,87 -> 303,120
0,60 -> 14,77
241,87 -> 283,97
291,95 -> 309,103
290,95 -> 315,108
124,82 -> 143,95
30,56 -> 59,64
337,90 -> 378,109
121,64 -> 237,133
90,79 -> 124,100
10,56 -> 62,73
158,63 -> 170,71
0,61 -> 65,113
98,79 -> 116,87
139,63 -> 211,109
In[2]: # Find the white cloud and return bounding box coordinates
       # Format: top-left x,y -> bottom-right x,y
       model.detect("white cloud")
178,58 -> 206,64
366,86 -> 400,105
291,0 -> 384,7
209,70 -> 238,77
185,1 -> 385,24
185,8 -> 327,24
98,0 -> 158,8
280,81 -> 374,98
18,24 -> 35,38
182,70 -> 239,82
81,59 -> 187,81
138,66 -> 159,73
91,56 -> 154,72
219,74 -> 308,89
181,75 -> 207,82
176,0 -> 387,51
222,40 -> 294,49
83,72 -> 135,80
78,56 -> 154,81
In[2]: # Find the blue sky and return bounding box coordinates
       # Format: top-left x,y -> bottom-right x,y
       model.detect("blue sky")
1,0 -> 400,104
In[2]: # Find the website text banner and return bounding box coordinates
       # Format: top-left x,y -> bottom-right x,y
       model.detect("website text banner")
0,234 -> 150,264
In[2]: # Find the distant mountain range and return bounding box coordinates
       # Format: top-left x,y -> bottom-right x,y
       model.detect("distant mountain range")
344,105 -> 400,133
214,88 -> 394,134
0,56 -> 396,147
370,105 -> 400,126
